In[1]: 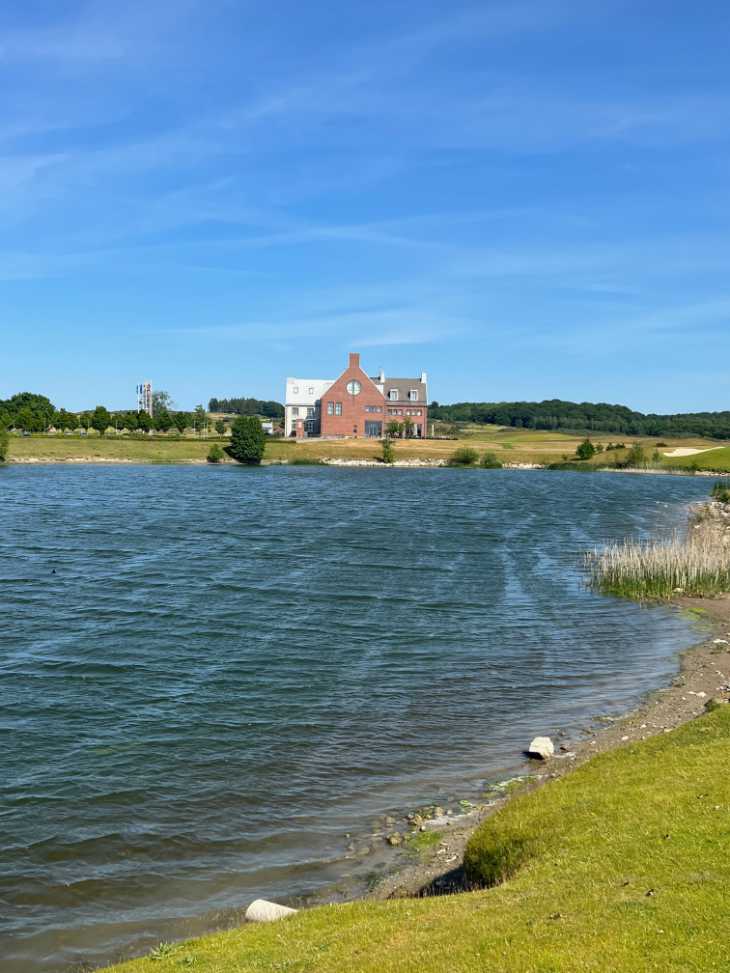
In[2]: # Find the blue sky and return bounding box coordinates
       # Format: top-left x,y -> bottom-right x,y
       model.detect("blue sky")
2,1 -> 729,412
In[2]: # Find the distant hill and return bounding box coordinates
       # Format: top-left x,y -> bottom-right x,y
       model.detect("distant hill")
429,399 -> 730,439
208,397 -> 284,418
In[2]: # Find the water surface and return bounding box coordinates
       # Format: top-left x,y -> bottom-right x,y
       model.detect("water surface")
0,466 -> 712,972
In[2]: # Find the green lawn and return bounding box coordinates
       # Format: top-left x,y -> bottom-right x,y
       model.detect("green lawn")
104,706 -> 730,973
7,432 -> 730,472
662,447 -> 730,473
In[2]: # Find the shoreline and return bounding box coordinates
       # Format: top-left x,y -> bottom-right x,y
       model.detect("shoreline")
366,594 -> 730,901
5,456 -> 725,476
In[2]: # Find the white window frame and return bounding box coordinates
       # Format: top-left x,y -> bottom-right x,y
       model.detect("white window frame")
327,401 -> 334,415
408,389 -> 418,401
335,402 -> 342,416
388,389 -> 399,400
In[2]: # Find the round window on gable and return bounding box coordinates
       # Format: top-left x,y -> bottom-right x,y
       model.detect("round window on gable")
346,380 -> 362,396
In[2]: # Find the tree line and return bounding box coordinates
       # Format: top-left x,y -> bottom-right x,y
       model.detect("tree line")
208,396 -> 283,418
429,399 -> 730,439
0,393 -> 223,436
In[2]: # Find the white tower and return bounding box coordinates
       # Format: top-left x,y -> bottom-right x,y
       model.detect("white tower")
137,382 -> 153,416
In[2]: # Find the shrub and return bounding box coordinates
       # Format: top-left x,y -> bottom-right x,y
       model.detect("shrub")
289,456 -> 325,465
575,437 -> 596,461
0,426 -> 8,462
448,446 -> 479,466
480,451 -> 502,469
228,415 -> 266,464
711,480 -> 730,504
381,437 -> 395,464
207,443 -> 224,464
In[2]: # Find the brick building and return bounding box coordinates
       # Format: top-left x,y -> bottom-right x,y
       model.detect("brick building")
285,353 -> 428,439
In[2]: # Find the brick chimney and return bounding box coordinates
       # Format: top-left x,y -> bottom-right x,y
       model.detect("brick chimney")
349,352 -> 360,369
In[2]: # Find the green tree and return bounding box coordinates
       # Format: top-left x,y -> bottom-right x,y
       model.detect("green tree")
137,410 -> 152,433
229,415 -> 266,464
381,436 -> 395,464
152,390 -> 174,415
91,405 -> 111,437
625,444 -> 647,468
79,412 -> 91,431
193,405 -> 208,436
207,443 -> 225,464
402,416 -> 414,438
154,408 -> 173,433
481,451 -> 503,468
386,420 -> 402,438
575,438 -> 596,461
0,427 -> 9,462
215,419 -> 226,436
173,412 -> 188,434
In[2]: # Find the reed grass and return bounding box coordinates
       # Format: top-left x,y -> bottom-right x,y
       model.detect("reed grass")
587,519 -> 730,599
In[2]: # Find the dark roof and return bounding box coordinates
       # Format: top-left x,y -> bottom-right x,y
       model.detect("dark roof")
379,377 -> 427,401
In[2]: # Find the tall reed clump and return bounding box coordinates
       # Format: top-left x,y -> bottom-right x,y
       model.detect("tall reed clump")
587,524 -> 730,600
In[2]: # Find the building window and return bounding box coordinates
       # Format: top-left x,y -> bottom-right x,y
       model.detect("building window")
292,407 -> 299,417
388,389 -> 399,400
307,407 -> 314,417
364,421 -> 382,437
327,402 -> 334,415
408,389 -> 419,401
308,387 -> 314,394
293,386 -> 299,394
365,405 -> 382,413
335,402 -> 342,416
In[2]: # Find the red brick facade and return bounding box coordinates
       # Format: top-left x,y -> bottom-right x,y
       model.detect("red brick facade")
319,353 -> 428,438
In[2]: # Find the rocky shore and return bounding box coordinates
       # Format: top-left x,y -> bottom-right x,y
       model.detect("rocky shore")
361,593 -> 730,902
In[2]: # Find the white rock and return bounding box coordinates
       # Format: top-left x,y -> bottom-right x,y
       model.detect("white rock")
245,899 -> 298,923
527,736 -> 555,760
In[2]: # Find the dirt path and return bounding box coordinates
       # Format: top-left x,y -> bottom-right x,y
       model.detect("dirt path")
371,595 -> 730,899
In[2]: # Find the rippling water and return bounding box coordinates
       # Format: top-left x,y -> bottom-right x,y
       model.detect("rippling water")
0,466 -> 713,971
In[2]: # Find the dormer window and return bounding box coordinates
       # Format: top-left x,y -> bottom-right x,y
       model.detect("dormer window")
408,389 -> 418,401
388,389 -> 399,401
293,385 -> 299,394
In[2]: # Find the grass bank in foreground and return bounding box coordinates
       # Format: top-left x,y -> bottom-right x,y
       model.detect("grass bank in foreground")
104,705 -> 730,973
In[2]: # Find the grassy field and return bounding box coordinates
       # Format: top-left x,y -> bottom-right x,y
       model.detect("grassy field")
6,430 -> 730,470
104,705 -> 730,973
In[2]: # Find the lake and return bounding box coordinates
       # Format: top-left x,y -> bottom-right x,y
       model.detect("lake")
0,465 -> 713,972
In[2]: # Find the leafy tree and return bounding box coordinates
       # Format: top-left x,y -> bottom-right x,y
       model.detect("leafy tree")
575,438 -> 596,461
381,437 -> 395,464
154,408 -> 173,433
123,411 -> 139,431
173,412 -> 189,434
228,415 -> 266,464
136,410 -> 152,433
625,444 -> 647,468
152,390 -> 174,415
480,451 -> 503,468
386,420 -> 402,438
402,416 -> 415,438
207,443 -> 225,463
193,405 -> 208,435
0,427 -> 9,462
79,412 -> 91,431
91,405 -> 111,437
215,419 -> 226,435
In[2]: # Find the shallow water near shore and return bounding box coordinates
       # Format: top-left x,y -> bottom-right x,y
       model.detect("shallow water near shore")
0,466 -> 714,972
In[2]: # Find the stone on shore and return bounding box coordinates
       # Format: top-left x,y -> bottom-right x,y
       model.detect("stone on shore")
245,899 -> 298,923
704,697 -> 728,713
528,736 -> 555,760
